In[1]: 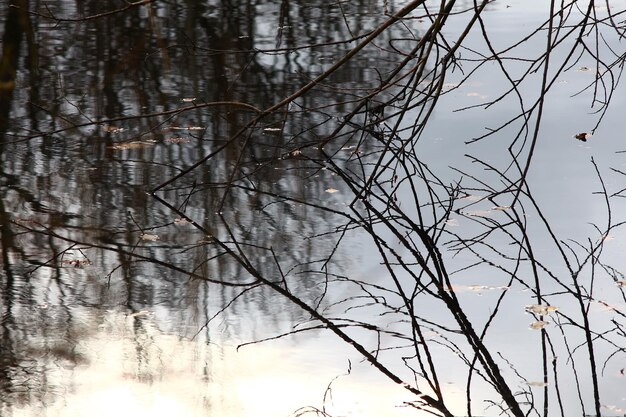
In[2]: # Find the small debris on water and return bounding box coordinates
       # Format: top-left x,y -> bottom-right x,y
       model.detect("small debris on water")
574,132 -> 592,142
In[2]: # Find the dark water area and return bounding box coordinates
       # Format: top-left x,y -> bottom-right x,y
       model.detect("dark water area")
3,2 -> 418,416
1,1 -> 625,416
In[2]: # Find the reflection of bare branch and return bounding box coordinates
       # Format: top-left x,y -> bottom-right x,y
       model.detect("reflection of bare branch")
12,0 -> 156,23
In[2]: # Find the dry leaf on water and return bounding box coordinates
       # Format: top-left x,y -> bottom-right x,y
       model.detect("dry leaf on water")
166,137 -> 191,144
103,124 -> 124,133
447,284 -> 509,293
325,188 -> 339,193
141,233 -> 160,241
525,304 -> 558,315
109,141 -> 155,150
62,259 -> 91,268
574,132 -> 592,142
465,209 -> 492,217
169,126 -> 204,131
529,321 -> 549,330
445,218 -> 459,227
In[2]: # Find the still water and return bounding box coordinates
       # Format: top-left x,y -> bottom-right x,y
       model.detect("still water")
1,1 -> 625,416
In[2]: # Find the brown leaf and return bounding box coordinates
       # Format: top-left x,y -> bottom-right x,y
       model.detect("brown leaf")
574,132 -> 592,142
109,141 -> 155,150
525,304 -> 558,315
141,233 -> 160,241
529,321 -> 549,330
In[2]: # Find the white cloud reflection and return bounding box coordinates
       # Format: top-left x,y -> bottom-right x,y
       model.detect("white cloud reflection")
11,310 -> 424,417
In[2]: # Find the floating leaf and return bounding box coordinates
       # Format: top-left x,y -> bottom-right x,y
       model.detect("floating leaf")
603,405 -> 626,414
263,127 -> 283,136
109,141 -> 155,150
141,233 -> 160,241
14,218 -> 36,225
529,321 -> 549,330
460,194 -> 482,202
492,205 -> 511,211
103,124 -> 124,133
61,259 -> 91,268
574,132 -> 592,142
577,66 -> 591,72
615,280 -> 626,287
528,381 -> 548,387
169,126 -> 204,130
166,137 -> 191,144
468,285 -> 490,292
174,217 -> 190,225
325,188 -> 339,194
465,209 -> 492,217
445,218 -> 459,227
442,82 -> 459,90
198,235 -> 214,244
525,304 -> 558,315
181,97 -> 196,102
447,284 -> 509,293
602,234 -> 615,242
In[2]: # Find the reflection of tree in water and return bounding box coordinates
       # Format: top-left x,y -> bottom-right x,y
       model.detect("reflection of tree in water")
0,0 -> 417,411
1,0 -> 626,416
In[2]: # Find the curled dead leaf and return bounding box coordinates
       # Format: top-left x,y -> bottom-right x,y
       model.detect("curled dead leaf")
141,233 -> 160,241
109,141 -> 155,150
525,304 -> 558,315
529,321 -> 549,330
325,188 -> 339,194
574,132 -> 592,142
